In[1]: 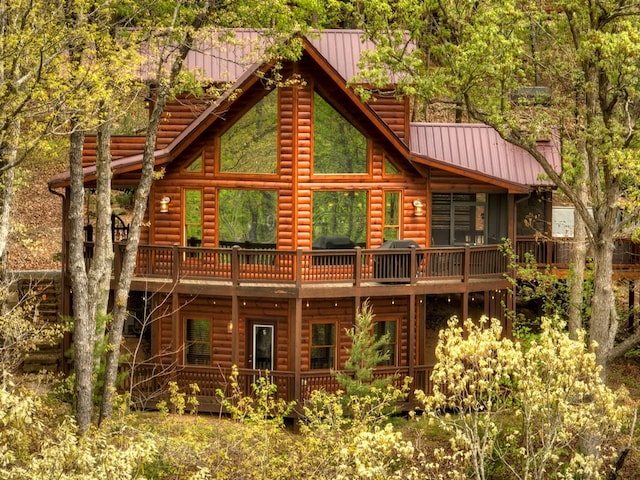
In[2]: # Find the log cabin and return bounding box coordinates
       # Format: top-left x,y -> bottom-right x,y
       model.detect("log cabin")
48,29 -> 639,412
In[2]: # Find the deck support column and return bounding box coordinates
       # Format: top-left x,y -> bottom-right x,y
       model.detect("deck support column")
408,293 -> 415,383
462,291 -> 469,322
172,291 -> 179,366
629,281 -> 636,331
293,297 -> 302,405
231,295 -> 239,365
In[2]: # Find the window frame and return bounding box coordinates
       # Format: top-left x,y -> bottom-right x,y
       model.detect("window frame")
184,317 -> 212,366
310,322 -> 336,370
383,190 -> 402,242
184,188 -> 203,247
373,319 -> 398,366
218,89 -> 279,176
312,90 -> 369,176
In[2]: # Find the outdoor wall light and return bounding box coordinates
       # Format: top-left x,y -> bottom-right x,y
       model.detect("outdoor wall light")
412,199 -> 425,216
159,196 -> 171,213
227,320 -> 233,334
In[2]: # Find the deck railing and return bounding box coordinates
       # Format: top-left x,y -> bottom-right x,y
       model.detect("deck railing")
122,362 -> 434,410
114,243 -> 508,286
515,237 -> 640,267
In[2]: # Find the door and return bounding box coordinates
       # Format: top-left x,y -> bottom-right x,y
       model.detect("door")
252,324 -> 274,371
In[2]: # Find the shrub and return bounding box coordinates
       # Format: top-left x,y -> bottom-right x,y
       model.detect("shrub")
415,316 -> 634,480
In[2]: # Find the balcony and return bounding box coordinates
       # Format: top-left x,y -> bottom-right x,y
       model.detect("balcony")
104,243 -> 508,289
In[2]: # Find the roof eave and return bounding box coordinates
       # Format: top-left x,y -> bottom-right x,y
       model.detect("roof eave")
409,153 -> 533,194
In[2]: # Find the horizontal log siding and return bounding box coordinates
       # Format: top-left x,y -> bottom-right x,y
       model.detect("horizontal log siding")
367,94 -> 409,140
151,186 -> 182,245
155,295 -> 291,370
156,95 -> 209,149
297,85 -> 313,249
279,87 -> 295,250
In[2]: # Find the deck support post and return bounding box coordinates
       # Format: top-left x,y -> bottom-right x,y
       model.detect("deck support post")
629,281 -> 636,331
172,290 -> 179,365
462,291 -> 469,322
231,295 -> 239,365
293,297 -> 302,405
408,293 -> 415,387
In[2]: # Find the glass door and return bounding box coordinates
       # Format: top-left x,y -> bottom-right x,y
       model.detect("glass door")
252,324 -> 274,371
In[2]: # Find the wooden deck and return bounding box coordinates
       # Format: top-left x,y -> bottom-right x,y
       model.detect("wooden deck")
515,237 -> 640,279
99,238 -> 640,293
109,243 -> 509,293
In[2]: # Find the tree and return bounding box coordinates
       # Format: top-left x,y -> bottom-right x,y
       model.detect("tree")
351,0 -> 640,376
335,300 -> 395,398
0,1 -> 70,278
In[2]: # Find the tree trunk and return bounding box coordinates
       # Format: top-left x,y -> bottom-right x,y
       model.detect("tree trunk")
89,115 -> 114,370
0,120 -> 17,283
68,127 -> 95,434
567,181 -> 588,337
99,88 -> 169,422
589,236 -> 617,381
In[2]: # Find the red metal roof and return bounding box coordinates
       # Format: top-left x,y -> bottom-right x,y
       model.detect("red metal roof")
410,123 -> 560,188
184,29 -> 387,84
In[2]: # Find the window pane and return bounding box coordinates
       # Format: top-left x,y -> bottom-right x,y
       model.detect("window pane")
384,191 -> 400,241
218,189 -> 277,245
185,154 -> 203,172
374,320 -> 396,366
187,319 -> 209,341
313,92 -> 367,174
220,90 -> 277,174
311,323 -> 335,370
384,156 -> 400,175
185,189 -> 203,244
186,319 -> 210,365
312,191 -> 367,245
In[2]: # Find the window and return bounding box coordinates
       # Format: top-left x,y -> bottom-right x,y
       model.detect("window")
384,156 -> 400,175
184,153 -> 203,173
312,191 -> 367,246
185,189 -> 203,247
220,90 -> 277,174
374,320 -> 397,366
431,193 -> 506,246
313,92 -> 367,174
311,323 -> 335,370
185,319 -> 211,365
383,191 -> 401,241
218,189 -> 277,246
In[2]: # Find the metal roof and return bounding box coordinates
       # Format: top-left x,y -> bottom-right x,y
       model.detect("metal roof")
410,123 -> 560,188
184,29 -> 384,84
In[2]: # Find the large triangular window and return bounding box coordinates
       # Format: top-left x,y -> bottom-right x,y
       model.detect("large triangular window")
220,90 -> 278,174
313,92 -> 367,174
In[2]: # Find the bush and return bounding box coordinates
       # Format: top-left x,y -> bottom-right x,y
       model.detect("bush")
415,316 -> 634,480
0,374 -> 157,479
